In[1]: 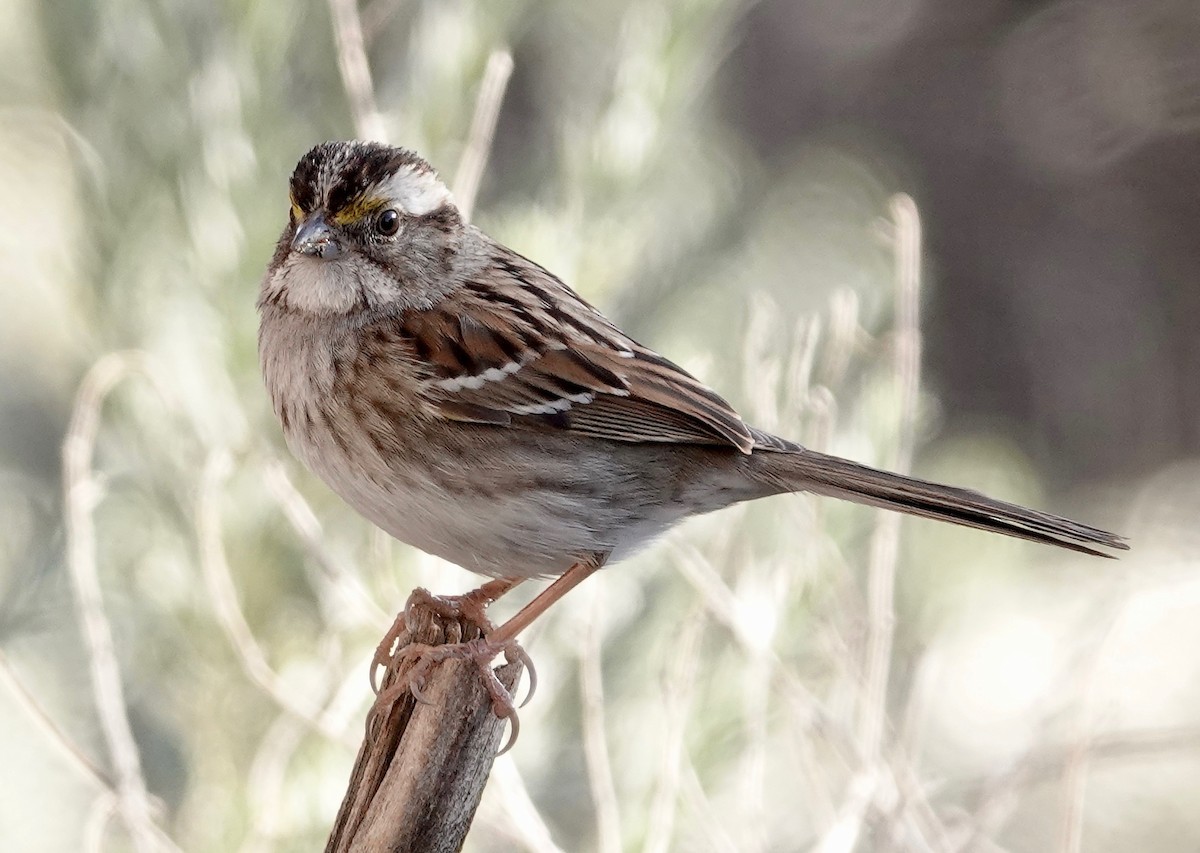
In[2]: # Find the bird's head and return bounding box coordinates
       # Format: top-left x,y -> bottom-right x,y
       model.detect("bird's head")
260,141 -> 468,316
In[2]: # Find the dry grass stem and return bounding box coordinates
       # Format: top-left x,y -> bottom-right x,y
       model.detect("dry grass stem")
669,542 -> 829,720
737,653 -> 771,853
1055,588 -> 1140,853
359,0 -> 403,43
857,194 -> 924,759
950,723 -> 1200,846
669,540 -> 759,648
680,761 -> 740,853
817,195 -> 923,851
820,288 -> 861,389
63,351 -> 180,853
580,585 -> 622,853
893,761 -> 954,853
742,294 -> 785,430
197,450 -> 352,745
788,314 -> 822,424
643,606 -> 705,853
0,649 -> 115,791
264,458 -> 389,626
1057,712 -> 1094,850
670,539 -> 855,821
83,792 -> 120,853
814,768 -> 880,853
1027,725 -> 1200,782
453,49 -> 515,223
242,714 -> 308,853
326,0 -> 386,141
488,757 -> 567,853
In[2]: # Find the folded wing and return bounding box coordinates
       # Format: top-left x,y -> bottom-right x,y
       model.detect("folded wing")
397,246 -> 756,452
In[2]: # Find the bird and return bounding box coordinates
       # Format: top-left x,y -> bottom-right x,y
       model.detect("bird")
258,140 -> 1126,738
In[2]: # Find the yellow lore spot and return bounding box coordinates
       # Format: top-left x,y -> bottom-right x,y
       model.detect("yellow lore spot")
329,197 -> 387,226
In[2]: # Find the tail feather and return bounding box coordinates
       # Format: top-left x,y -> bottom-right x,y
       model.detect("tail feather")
756,448 -> 1128,557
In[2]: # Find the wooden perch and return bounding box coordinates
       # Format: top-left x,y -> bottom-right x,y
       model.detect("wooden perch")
326,597 -> 522,852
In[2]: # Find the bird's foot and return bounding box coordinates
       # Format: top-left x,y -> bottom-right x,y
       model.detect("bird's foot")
369,585 -> 533,753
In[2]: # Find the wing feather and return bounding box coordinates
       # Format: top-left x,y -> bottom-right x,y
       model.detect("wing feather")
397,245 -> 756,452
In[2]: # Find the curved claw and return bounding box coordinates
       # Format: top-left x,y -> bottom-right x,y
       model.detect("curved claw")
370,647 -> 395,695
369,582 -> 540,755
505,644 -> 538,708
472,654 -> 523,753
371,611 -> 411,694
495,707 -> 520,756
409,677 -> 432,705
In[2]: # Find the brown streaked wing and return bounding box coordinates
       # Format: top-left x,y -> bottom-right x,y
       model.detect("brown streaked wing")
403,244 -> 756,453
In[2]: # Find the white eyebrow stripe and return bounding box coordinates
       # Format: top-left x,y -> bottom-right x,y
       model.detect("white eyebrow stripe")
380,164 -> 453,216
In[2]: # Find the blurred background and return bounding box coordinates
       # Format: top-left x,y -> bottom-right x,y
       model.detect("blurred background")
2,0 -> 1199,850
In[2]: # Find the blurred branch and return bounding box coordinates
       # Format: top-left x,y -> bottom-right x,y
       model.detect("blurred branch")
318,651 -> 383,733
197,450 -> 354,745
0,649 -> 114,791
579,585 -> 621,853
644,606 -> 705,853
669,540 -> 851,755
240,637 -> 350,853
360,0 -> 405,44
955,723 -> 1200,848
680,761 -> 740,853
327,0 -> 387,141
1057,737 -> 1089,853
1055,583 -> 1141,853
1022,725 -> 1200,782
63,351 -> 181,853
263,458 -> 389,627
894,659 -> 955,852
668,538 -> 848,830
84,792 -> 119,853
813,770 -> 881,853
486,757 -> 567,853
242,713 -> 308,853
824,195 -> 923,853
892,761 -> 954,853
453,49 -> 515,223
858,193 -> 923,757
325,598 -> 520,852
819,288 -> 862,392
737,648 -> 771,852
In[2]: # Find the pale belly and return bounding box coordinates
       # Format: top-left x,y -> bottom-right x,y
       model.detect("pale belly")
285,420 -> 741,579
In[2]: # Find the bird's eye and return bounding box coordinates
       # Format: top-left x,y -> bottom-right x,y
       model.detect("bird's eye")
376,209 -> 400,236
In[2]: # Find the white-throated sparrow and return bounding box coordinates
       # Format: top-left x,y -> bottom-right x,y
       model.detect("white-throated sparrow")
258,141 -> 1126,734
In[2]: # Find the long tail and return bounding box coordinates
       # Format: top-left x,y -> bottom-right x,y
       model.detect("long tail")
753,448 -> 1128,557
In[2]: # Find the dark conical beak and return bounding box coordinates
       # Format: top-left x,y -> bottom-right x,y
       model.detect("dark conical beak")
291,212 -> 343,260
